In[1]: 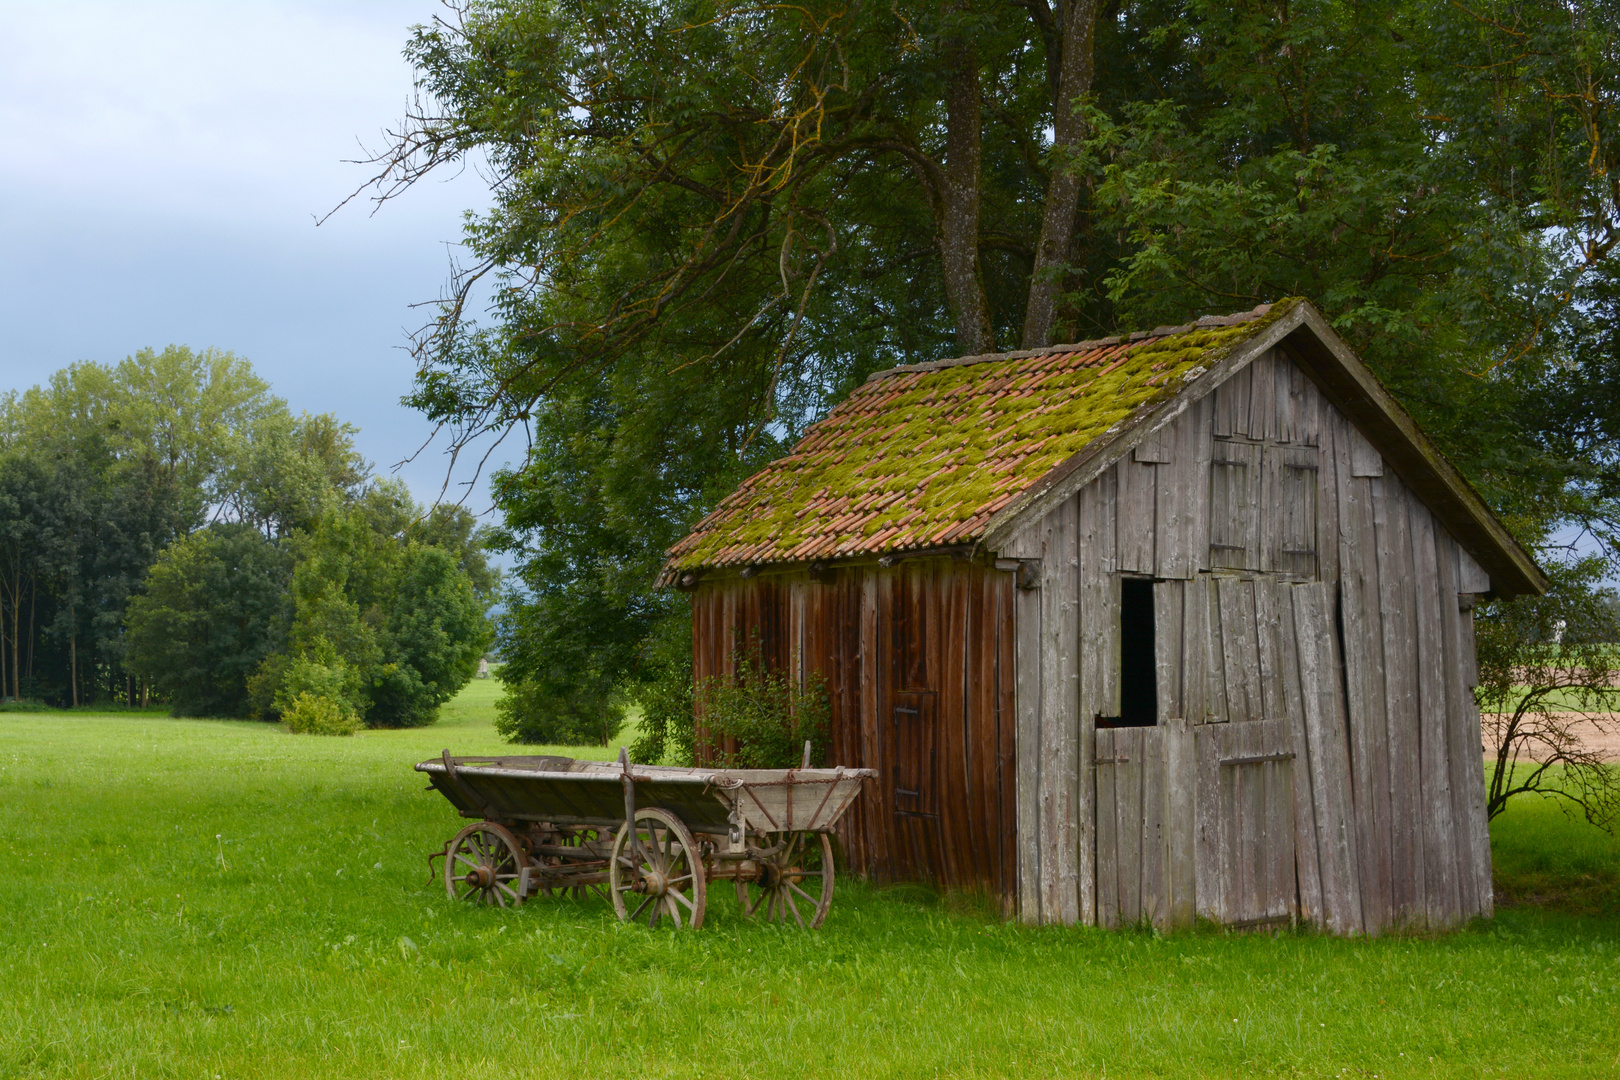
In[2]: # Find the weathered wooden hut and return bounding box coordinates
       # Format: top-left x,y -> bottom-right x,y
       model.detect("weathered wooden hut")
659,298 -> 1545,933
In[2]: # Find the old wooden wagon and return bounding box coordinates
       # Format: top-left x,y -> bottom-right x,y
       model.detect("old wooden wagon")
419,749 -> 874,928
659,298 -> 1545,934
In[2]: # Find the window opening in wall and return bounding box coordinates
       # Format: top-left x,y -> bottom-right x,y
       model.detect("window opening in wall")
1117,578 -> 1158,727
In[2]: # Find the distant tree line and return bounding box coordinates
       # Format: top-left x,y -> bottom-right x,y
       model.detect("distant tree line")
0,346 -> 494,727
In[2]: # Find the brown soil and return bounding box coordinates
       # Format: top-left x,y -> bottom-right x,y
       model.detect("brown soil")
1481,713 -> 1620,762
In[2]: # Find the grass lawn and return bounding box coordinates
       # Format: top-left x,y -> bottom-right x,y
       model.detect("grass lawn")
1,685 -> 1617,1078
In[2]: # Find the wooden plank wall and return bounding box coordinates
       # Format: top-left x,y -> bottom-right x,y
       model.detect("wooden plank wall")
1017,347 -> 1497,931
689,558 -> 1019,912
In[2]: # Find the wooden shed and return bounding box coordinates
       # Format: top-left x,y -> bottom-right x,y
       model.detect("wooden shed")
659,298 -> 1545,933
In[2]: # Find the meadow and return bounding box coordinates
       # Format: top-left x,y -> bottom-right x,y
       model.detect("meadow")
1,681 -> 1617,1078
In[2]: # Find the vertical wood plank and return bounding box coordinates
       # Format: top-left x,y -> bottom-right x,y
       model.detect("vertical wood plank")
1156,397 -> 1211,580
1015,569 -> 1044,923
1411,502 -> 1461,926
1217,576 -> 1259,722
1075,476 -> 1115,925
859,570 -> 886,876
1140,727 -> 1168,929
1374,474 -> 1425,925
1349,426 -> 1384,477
1296,364 -> 1322,447
1333,414 -> 1393,935
1201,575 -> 1229,724
1457,546 -> 1491,595
1292,581 -> 1364,935
1274,581 -> 1324,925
1210,442 -> 1262,571
1116,458 -> 1157,574
1155,580 -> 1185,723
1228,364 -> 1252,437
1095,727 -> 1119,929
1038,503 -> 1078,923
1117,727 -> 1144,926
1165,716 -> 1197,928
1194,723 -> 1226,923
1437,530 -> 1493,921
1276,353 -> 1298,444
1315,408 -> 1342,590
1253,575 -> 1288,723
1181,575 -> 1208,723
1133,428 -> 1173,463
1248,350 -> 1276,442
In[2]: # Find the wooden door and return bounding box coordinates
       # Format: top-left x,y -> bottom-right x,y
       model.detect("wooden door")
889,692 -> 941,878
1095,720 -> 1195,930
1194,718 -> 1297,927
890,692 -> 938,817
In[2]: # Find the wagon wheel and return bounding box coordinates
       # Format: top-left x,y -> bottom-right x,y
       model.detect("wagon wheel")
609,808 -> 706,929
736,831 -> 835,929
444,822 -> 527,907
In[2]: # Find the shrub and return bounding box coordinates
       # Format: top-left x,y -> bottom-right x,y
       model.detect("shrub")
281,692 -> 360,736
494,673 -> 628,746
273,646 -> 364,720
695,644 -> 829,769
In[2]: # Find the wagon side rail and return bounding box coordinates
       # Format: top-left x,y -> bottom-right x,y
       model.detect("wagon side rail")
725,768 -> 877,835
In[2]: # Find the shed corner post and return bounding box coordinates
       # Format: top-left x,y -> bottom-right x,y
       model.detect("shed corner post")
1001,538 -> 1048,925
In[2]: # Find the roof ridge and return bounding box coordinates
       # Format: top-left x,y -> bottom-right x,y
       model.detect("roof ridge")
862,303 -> 1274,384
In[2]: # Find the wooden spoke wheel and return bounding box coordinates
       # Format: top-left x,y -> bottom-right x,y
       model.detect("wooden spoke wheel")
444,821 -> 527,907
736,831 -> 835,929
609,808 -> 706,929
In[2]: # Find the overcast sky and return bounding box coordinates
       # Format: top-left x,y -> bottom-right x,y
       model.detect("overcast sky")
0,0 -> 501,507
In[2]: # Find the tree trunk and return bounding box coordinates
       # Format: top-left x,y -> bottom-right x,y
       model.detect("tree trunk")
1021,0 -> 1100,349
8,569 -> 18,703
940,34 -> 993,356
70,633 -> 78,709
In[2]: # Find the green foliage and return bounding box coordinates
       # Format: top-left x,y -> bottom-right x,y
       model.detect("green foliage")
123,524 -> 294,717
0,345 -> 367,707
249,492 -> 494,730
381,0 -> 1620,737
279,691 -> 361,737
492,672 -> 626,748
627,613 -> 695,765
273,645 -> 365,721
694,643 -> 830,769
367,543 -> 493,728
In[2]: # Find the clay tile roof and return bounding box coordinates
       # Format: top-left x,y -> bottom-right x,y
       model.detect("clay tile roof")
661,302 -> 1292,580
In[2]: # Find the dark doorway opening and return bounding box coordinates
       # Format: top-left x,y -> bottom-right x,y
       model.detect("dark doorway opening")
1118,578 -> 1158,726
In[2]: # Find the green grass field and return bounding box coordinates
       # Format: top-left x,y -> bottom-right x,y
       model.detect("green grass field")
2,683 -> 1618,1078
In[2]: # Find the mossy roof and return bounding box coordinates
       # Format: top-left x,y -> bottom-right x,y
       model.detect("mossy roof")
662,302 -> 1297,578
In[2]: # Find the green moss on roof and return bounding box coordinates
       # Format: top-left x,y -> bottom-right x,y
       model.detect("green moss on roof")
664,300 -> 1298,575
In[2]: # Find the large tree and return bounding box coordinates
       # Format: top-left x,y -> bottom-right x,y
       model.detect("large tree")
365,0 -> 1620,739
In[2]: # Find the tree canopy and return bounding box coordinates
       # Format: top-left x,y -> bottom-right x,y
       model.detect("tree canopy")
361,0 -> 1620,746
